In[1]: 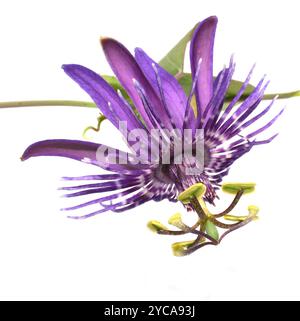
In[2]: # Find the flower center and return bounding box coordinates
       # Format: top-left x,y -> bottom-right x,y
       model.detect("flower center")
153,143 -> 216,201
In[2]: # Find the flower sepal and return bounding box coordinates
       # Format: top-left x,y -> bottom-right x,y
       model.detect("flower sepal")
149,182 -> 260,256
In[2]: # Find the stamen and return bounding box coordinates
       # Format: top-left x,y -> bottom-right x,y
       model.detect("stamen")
212,189 -> 244,218
149,182 -> 259,256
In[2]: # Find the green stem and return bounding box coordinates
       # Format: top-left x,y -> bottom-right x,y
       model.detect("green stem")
0,100 -> 97,108
224,90 -> 300,103
262,90 -> 300,100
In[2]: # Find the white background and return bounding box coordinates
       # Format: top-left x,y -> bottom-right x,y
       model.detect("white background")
0,0 -> 299,300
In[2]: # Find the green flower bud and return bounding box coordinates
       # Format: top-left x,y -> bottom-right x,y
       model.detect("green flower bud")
205,220 -> 219,240
222,182 -> 256,195
178,183 -> 206,204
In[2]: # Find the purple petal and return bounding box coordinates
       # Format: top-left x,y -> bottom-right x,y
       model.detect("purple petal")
21,139 -> 152,174
134,48 -> 187,129
62,179 -> 142,198
226,96 -> 277,139
203,57 -> 235,130
62,64 -> 144,133
62,186 -> 141,211
190,16 -> 218,115
246,108 -> 284,139
101,182 -> 153,208
61,174 -> 121,181
253,134 -> 279,145
112,193 -> 153,212
216,76 -> 268,136
59,177 -> 142,191
67,206 -> 113,220
101,38 -> 172,130
214,64 -> 255,130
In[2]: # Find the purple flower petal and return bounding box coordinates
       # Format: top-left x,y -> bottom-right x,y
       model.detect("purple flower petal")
213,64 -> 255,130
246,108 -> 284,139
21,139 -> 152,174
226,97 -> 277,139
62,178 -> 145,198
216,76 -> 268,136
101,38 -> 173,130
61,186 -> 141,211
21,16 -> 284,215
190,16 -> 218,117
111,193 -> 153,212
253,134 -> 279,145
134,48 -> 187,129
67,206 -> 113,220
59,177 -> 145,191
61,174 -> 121,181
202,57 -> 235,130
62,64 -> 145,134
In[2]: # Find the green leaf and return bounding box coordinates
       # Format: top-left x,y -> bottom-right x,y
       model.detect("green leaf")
177,73 -> 300,107
102,75 -> 144,122
226,79 -> 256,99
179,73 -> 253,97
178,73 -> 256,101
205,220 -> 219,241
102,75 -> 130,100
178,73 -> 193,96
157,22 -> 300,103
159,24 -> 198,76
93,74 -> 297,116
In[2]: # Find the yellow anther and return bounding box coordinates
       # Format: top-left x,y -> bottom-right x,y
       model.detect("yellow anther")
168,213 -> 184,229
147,220 -> 168,233
247,205 -> 259,220
171,240 -> 195,257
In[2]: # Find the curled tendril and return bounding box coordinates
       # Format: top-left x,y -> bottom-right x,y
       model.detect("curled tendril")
147,182 -> 259,256
82,114 -> 106,138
